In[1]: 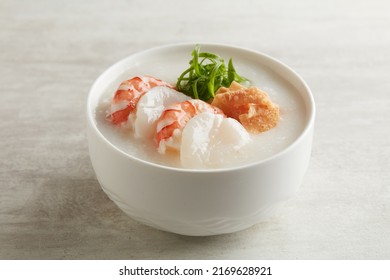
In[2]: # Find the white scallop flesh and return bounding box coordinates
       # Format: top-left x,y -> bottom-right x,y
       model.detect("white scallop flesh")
134,86 -> 190,139
180,113 -> 252,169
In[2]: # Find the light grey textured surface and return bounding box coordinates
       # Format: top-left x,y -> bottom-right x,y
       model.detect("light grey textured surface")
1,0 -> 389,259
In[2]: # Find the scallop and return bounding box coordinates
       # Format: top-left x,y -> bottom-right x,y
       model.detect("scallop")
180,113 -> 252,168
134,86 -> 190,139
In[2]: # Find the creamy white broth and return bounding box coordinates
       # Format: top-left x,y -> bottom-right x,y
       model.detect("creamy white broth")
94,57 -> 306,169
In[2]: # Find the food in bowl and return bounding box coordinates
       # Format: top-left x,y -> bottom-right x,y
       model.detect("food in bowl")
87,43 -> 315,236
95,45 -> 306,169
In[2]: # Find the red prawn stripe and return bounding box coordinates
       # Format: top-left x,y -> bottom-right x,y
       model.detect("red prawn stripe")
111,106 -> 132,125
113,89 -> 138,102
156,121 -> 181,142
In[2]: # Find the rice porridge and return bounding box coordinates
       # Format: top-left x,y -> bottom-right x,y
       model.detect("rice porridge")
93,48 -> 306,169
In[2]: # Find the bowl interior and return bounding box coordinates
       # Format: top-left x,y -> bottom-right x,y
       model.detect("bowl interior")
87,43 -> 315,171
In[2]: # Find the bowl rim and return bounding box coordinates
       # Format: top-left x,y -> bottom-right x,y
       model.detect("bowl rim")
87,42 -> 315,173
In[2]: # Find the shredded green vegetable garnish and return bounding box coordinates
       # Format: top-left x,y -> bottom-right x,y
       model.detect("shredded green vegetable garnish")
176,45 -> 250,102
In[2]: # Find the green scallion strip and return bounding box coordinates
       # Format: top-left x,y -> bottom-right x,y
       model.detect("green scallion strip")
176,45 -> 250,102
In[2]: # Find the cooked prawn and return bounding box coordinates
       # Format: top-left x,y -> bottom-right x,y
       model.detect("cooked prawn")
107,76 -> 174,125
155,99 -> 225,154
211,81 -> 279,133
133,86 -> 190,139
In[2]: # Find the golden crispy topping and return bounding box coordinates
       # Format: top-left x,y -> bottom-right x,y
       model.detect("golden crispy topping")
211,82 -> 279,133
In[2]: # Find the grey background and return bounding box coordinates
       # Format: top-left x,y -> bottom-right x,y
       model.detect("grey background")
1,0 -> 389,259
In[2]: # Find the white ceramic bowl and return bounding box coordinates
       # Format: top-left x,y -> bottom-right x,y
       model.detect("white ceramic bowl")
87,43 -> 315,236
